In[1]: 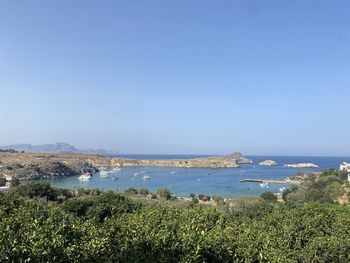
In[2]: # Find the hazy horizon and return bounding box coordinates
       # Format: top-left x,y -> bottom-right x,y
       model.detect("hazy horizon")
1,141 -> 350,158
1,1 -> 350,156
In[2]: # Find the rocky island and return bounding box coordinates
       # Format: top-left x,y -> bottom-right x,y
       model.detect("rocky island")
259,160 -> 277,166
284,163 -> 319,168
0,151 -> 252,181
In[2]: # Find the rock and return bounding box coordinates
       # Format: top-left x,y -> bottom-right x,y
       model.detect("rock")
259,160 -> 277,166
284,163 -> 319,168
0,151 -> 251,181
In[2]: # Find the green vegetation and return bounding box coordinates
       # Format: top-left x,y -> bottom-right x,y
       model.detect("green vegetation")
125,187 -> 138,195
0,177 -> 6,187
284,169 -> 349,204
1,181 -> 350,262
260,191 -> 277,202
138,188 -> 149,196
156,187 -> 172,199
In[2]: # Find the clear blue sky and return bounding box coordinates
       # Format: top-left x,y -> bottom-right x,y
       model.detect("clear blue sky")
0,1 -> 349,156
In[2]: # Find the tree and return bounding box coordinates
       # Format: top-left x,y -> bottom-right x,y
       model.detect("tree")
0,177 -> 6,187
12,182 -> 59,201
282,189 -> 291,202
138,188 -> 149,196
197,194 -> 205,200
156,188 -> 172,200
212,195 -> 224,203
192,197 -> 199,204
11,177 -> 20,187
260,191 -> 277,202
124,187 -> 138,195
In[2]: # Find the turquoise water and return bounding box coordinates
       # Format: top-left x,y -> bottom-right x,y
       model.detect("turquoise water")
47,155 -> 350,198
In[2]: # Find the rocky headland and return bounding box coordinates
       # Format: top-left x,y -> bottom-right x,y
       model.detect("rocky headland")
0,152 -> 252,181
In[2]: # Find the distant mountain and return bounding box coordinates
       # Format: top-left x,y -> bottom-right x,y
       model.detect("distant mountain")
0,142 -> 118,156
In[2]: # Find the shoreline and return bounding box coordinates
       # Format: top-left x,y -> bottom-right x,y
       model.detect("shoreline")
0,152 -> 252,181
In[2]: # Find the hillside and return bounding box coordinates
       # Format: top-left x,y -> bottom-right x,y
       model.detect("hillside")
0,142 -> 118,155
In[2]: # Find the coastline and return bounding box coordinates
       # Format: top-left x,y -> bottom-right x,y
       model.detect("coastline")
0,152 -> 252,181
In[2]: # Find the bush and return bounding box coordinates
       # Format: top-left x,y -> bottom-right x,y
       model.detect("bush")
12,182 -> 60,201
156,188 -> 172,200
2,187 -> 350,262
260,191 -> 277,202
282,189 -> 292,201
138,188 -> 149,196
124,187 -> 138,195
197,194 -> 205,200
192,197 -> 199,204
11,177 -> 20,187
0,177 -> 6,187
212,195 -> 224,203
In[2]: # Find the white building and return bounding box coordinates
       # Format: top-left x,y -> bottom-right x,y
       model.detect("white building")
340,162 -> 350,172
339,162 -> 350,183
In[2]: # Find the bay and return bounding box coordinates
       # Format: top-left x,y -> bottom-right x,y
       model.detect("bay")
46,155 -> 350,198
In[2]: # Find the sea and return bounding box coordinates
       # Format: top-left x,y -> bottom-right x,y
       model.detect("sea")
46,155 -> 350,198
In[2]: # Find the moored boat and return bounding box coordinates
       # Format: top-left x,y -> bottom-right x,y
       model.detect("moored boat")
78,173 -> 92,181
100,170 -> 111,177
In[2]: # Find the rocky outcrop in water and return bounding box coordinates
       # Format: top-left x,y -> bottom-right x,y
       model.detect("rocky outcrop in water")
284,163 -> 319,168
259,160 -> 277,166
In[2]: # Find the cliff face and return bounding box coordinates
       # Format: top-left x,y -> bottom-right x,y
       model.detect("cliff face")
0,152 -> 251,180
0,153 -> 99,180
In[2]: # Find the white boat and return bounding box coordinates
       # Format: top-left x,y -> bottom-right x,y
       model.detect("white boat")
78,173 -> 92,181
100,170 -> 111,177
133,173 -> 139,176
112,167 -> 122,171
259,182 -> 269,187
170,171 -> 177,174
143,175 -> 151,180
279,187 -> 286,192
112,177 -> 119,181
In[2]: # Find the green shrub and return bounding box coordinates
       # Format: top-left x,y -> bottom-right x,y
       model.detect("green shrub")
212,195 -> 224,203
260,191 -> 277,202
124,187 -> 138,195
12,182 -> 59,201
156,188 -> 172,200
0,177 -> 6,187
138,188 -> 149,196
1,186 -> 350,262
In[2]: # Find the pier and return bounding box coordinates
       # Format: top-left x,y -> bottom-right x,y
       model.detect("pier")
240,179 -> 263,183
240,178 -> 301,185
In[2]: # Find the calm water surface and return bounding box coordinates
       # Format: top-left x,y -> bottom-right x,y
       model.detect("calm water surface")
47,155 -> 350,198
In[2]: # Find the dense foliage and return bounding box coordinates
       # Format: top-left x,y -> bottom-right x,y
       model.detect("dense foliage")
1,182 -> 350,262
0,177 -> 6,187
284,169 -> 349,204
